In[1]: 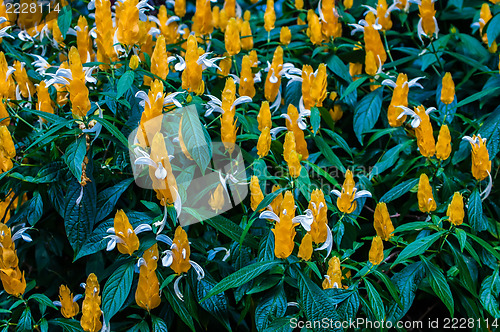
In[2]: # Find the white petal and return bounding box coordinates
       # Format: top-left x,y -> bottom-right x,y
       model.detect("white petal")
174,275 -> 184,301
270,127 -> 287,140
481,171 -> 493,201
314,224 -> 333,260
354,190 -> 372,199
162,251 -> 173,267
407,77 -> 425,89
106,238 -> 117,251
189,260 -> 205,280
134,156 -> 157,168
292,209 -> 314,231
134,224 -> 152,234
259,210 -> 280,222
381,79 -> 397,88
231,96 -> 252,111
331,189 -> 342,197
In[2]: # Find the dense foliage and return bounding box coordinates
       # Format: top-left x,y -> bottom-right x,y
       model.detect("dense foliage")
0,0 -> 499,331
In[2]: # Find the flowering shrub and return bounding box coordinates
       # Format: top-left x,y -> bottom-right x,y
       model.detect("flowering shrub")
0,0 -> 499,331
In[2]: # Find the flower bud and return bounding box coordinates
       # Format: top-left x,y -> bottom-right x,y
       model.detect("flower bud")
446,192 -> 464,226
417,173 -> 436,213
369,236 -> 384,265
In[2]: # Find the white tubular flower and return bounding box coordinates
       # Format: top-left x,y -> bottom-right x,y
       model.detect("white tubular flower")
174,275 -> 184,301
168,54 -> 186,71
53,294 -> 82,308
259,210 -> 280,222
105,223 -> 152,251
164,91 -> 185,108
11,226 -> 32,242
204,94 -> 252,117
197,52 -> 225,71
0,25 -> 13,39
292,209 -> 314,231
189,260 -> 205,280
314,224 -> 333,260
207,247 -> 231,261
270,127 -> 287,140
396,105 -> 436,128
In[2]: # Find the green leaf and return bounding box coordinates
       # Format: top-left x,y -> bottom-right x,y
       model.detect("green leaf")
304,160 -> 340,188
372,270 -> 401,308
341,76 -> 368,101
454,228 -> 467,252
201,261 -> 282,301
64,178 -> 97,252
295,267 -> 342,332
26,191 -> 44,226
181,105 -> 212,173
262,316 -> 293,332
486,13 -> 500,47
468,188 -> 485,233
313,136 -> 345,172
116,71 -> 135,99
29,294 -> 58,310
386,262 -> 425,322
370,140 -> 412,177
310,107 -> 320,135
195,273 -> 231,331
421,257 -> 454,317
57,6 -> 72,39
478,104 -> 500,158
365,280 -> 385,321
151,316 -> 169,332
64,136 -> 87,182
95,178 -> 134,222
379,178 -> 419,203
448,242 -> 475,294
49,318 -> 85,332
94,117 -> 129,148
393,231 -> 445,266
393,221 -> 434,233
467,233 -> 500,262
164,285 -> 195,332
255,283 -> 287,331
205,215 -> 259,249
326,55 -> 352,83
17,307 -> 32,332
102,261 -> 135,319
353,88 -> 383,145
26,120 -> 73,152
323,129 -> 353,158
479,270 -> 500,318
257,231 -> 275,263
455,86 -> 500,109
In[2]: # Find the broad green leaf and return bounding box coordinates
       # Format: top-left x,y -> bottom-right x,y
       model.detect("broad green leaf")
467,233 -> 500,262
486,13 -> 500,47
353,88 -> 383,145
95,117 -> 129,148
201,261 -> 282,301
393,221 -> 434,233
205,215 -> 259,249
478,104 -> 500,158
310,107 -> 320,135
370,140 -> 412,177
64,136 -> 87,182
365,280 -> 385,321
386,262 -> 425,322
116,71 -> 135,99
393,231 -> 445,266
304,160 -> 340,188
323,128 -> 353,158
181,105 -> 212,173
454,228 -> 467,252
326,55 -> 352,83
57,6 -> 72,39
455,86 -> 500,109
49,318 -> 85,332
262,316 -> 294,332
151,316 -> 169,332
195,273 -> 231,331
341,76 -> 368,101
257,231 -> 275,263
468,188 -> 485,233
29,294 -> 58,310
372,270 -> 401,308
17,307 -> 33,331
26,120 -> 73,151
26,191 -> 44,226
64,178 -> 97,252
102,261 -> 135,319
479,270 -> 500,318
95,178 -> 134,222
313,135 -> 346,172
421,257 -> 454,317
255,283 -> 287,331
448,242 -> 475,295
164,284 -> 195,332
379,178 -> 419,203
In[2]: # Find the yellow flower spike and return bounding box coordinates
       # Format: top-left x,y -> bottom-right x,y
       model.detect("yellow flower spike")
364,50 -> 378,76
310,64 -> 328,108
321,0 -> 342,39
269,185 -> 283,214
149,132 -> 178,206
76,16 -> 94,63
264,47 -> 283,103
257,127 -> 271,158
465,135 -> 492,181
283,131 -> 296,164
175,0 -> 186,18
240,20 -> 254,51
0,52 -> 15,100
182,35 -> 205,95
250,176 -> 265,211
288,150 -> 302,178
329,105 -> 343,122
80,273 -> 102,332
373,202 -> 394,241
95,0 -> 117,69
280,26 -> 292,45
146,35 -> 169,86
209,183 -> 225,212
418,0 -> 437,38
170,227 -> 191,274
285,104 -> 309,160
258,101 -> 272,131
295,0 -> 304,10
336,170 -> 358,214
271,191 -> 297,259
0,126 -> 16,173
135,243 -> 161,311
387,73 -> 409,127
192,0 -> 214,36
0,223 -> 25,297
220,77 -> 238,153
223,0 -> 236,18
414,106 -> 436,157
307,10 -> 323,45
68,47 -> 91,119
217,54 -> 232,76
350,62 -> 363,81
436,124 -> 451,161
219,8 -> 229,31
368,236 -> 384,265
244,10 -> 251,21
344,0 -> 353,9
13,61 -> 35,100
447,192 -> 464,226
158,6 -> 180,45
224,18 -> 241,56
301,65 -> 314,110
129,55 -> 140,70
376,0 -> 392,31
308,189 -> 328,244
212,6 -> 220,29
137,80 -> 165,147
417,173 -> 436,213
58,285 -> 80,319
0,267 -> 26,298
322,256 -> 343,289
364,12 -> 387,65
264,0 -> 276,32
440,72 -> 455,105
478,4 -> 492,40
113,210 -> 140,255
36,81 -> 54,120
116,0 -> 140,46
298,233 -> 313,261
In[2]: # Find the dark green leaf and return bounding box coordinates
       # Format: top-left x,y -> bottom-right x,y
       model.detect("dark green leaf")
116,71 -> 135,99
310,107 -> 321,135
393,231 -> 445,266
468,188 -> 485,233
387,262 -> 425,322
49,318 -> 85,332
353,88 -> 383,144
26,191 -> 43,226
365,280 -> 385,321
486,13 -> 500,47
195,273 -> 231,331
29,294 -> 58,310
95,178 -> 134,222
164,285 -> 195,332
64,136 -> 87,182
57,6 -> 72,39
255,283 -> 287,331
313,136 -> 346,172
421,257 -> 454,317
205,215 -> 259,249
102,262 -> 135,319
326,55 -> 352,83
379,178 -> 419,203
151,316 -> 169,332
181,105 -> 212,173
479,270 -> 500,318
